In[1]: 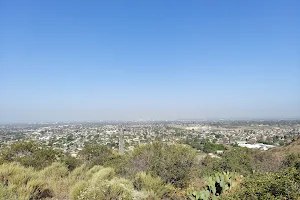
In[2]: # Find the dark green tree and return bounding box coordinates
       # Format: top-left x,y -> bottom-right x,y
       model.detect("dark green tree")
77,145 -> 116,167
0,141 -> 63,169
127,142 -> 197,188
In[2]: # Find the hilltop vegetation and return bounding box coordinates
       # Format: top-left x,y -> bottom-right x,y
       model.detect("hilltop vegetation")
0,138 -> 299,199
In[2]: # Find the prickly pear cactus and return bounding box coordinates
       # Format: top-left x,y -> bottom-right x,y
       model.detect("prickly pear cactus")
188,171 -> 240,200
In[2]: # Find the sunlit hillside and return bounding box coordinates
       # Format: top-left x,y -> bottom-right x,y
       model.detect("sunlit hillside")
0,138 -> 299,200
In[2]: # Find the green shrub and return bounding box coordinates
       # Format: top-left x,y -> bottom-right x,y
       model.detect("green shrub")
62,155 -> 82,171
282,153 -> 300,169
78,145 -> 116,167
133,172 -> 164,191
0,141 -> 63,169
70,180 -> 88,200
199,147 -> 255,177
0,162 -> 35,186
39,162 -> 69,181
128,143 -> 197,188
71,177 -> 134,200
0,162 -> 53,200
90,167 -> 115,185
69,164 -> 88,183
101,178 -> 134,200
85,165 -> 103,179
20,179 -> 53,200
0,184 -> 17,200
70,166 -> 137,200
234,167 -> 300,199
133,172 -> 174,198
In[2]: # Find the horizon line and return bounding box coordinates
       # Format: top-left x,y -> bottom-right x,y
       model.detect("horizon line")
1,117 -> 300,125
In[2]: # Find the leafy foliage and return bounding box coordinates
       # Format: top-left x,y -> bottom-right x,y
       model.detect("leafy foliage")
77,145 -> 117,167
199,147 -> 255,177
184,139 -> 227,153
0,141 -> 64,169
0,162 -> 53,200
0,139 -> 299,199
133,172 -> 174,198
282,153 -> 300,169
126,142 -> 197,187
233,167 -> 300,199
70,167 -> 136,200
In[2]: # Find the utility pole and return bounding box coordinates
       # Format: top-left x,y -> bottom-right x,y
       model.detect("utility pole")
119,128 -> 124,155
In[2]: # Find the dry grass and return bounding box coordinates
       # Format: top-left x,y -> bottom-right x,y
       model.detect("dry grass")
0,162 -> 53,200
0,162 -> 149,200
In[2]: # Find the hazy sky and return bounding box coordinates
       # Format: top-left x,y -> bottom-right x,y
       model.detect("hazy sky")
1,0 -> 299,123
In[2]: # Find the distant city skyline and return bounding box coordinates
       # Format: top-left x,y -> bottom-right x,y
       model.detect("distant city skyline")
1,0 -> 299,123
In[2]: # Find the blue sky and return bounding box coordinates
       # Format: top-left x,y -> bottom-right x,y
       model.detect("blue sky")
0,0 -> 299,122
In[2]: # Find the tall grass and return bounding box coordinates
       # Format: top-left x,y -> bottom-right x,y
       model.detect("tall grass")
0,162 -> 155,199
0,162 -> 53,200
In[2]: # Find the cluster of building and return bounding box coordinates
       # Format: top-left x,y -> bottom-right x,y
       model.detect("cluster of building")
0,120 -> 299,156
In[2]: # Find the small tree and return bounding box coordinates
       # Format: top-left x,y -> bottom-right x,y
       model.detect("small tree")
0,141 -> 63,169
78,145 -> 116,167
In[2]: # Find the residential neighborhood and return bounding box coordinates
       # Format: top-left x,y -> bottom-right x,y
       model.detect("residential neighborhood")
1,120 -> 299,156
